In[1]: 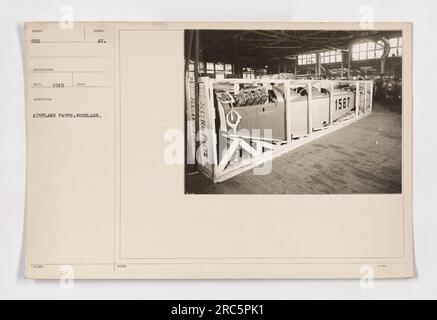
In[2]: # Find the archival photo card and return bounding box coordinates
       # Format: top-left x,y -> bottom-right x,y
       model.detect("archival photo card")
24,22 -> 413,279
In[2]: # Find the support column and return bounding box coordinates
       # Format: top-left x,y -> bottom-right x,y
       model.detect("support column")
316,53 -> 321,79
194,30 -> 200,165
364,82 -> 368,114
355,82 -> 360,117
341,51 -> 344,79
329,81 -> 334,124
307,81 -> 313,134
285,81 -> 292,144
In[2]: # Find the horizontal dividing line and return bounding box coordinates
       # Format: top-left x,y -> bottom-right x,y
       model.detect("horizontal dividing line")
31,71 -> 114,74
30,56 -> 114,59
31,262 -> 409,266
120,256 -> 406,260
31,86 -> 114,88
34,41 -> 113,44
32,263 -> 113,266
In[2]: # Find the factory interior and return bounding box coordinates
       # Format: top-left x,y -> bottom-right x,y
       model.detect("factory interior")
185,30 -> 403,194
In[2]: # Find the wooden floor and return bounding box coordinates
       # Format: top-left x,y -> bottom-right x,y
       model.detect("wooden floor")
185,100 -> 402,194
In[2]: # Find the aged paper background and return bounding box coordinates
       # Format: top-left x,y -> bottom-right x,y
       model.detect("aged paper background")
24,22 -> 414,279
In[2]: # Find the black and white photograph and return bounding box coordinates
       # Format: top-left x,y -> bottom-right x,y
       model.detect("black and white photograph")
185,29 -> 403,194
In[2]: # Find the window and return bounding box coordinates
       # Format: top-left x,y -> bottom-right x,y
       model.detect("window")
188,61 -> 206,73
242,67 -> 255,79
258,68 -> 267,76
187,61 -> 234,79
206,62 -> 215,74
352,40 -> 385,61
215,62 -> 224,71
375,41 -> 384,58
298,53 -> 316,65
216,62 -> 234,78
215,62 -> 225,79
187,61 -> 194,79
321,50 -> 342,64
389,37 -> 403,57
199,62 -> 205,74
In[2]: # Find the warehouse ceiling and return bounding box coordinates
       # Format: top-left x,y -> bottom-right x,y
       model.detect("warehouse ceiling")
186,30 -> 402,67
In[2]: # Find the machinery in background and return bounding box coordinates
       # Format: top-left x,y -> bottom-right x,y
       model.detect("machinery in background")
374,77 -> 402,102
186,78 -> 373,183
383,78 -> 402,102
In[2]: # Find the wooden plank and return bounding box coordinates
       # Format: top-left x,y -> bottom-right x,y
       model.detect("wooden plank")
284,81 -> 292,144
307,81 -> 313,134
363,81 -> 367,113
216,138 -> 240,174
329,81 -> 334,124
239,138 -> 262,157
205,78 -> 219,167
355,82 -> 360,117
